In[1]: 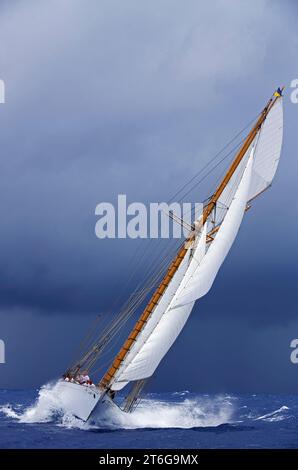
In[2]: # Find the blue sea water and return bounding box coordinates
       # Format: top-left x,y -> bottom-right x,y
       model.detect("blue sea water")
0,386 -> 297,449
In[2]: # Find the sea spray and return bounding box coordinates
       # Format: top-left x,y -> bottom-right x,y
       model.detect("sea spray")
15,382 -> 65,423
0,383 -> 234,430
89,395 -> 234,430
0,391 -> 295,448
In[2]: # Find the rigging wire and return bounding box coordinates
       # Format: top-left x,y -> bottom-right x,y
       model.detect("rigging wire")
167,114 -> 258,204
70,109 -> 264,377
70,237 -> 185,372
102,112 -> 260,315
110,115 -> 258,303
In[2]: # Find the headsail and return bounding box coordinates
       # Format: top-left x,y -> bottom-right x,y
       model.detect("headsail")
111,225 -> 206,390
171,150 -> 254,309
111,149 -> 253,389
109,248 -> 193,390
215,145 -> 252,227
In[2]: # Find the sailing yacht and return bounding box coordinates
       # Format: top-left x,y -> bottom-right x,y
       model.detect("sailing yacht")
55,88 -> 284,421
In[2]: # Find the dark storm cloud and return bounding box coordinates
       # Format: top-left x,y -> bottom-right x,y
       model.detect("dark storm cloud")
0,1 -> 297,389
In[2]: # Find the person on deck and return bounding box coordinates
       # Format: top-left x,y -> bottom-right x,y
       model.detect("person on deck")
78,371 -> 92,386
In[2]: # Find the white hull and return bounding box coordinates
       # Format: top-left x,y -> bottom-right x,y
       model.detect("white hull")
55,380 -> 115,421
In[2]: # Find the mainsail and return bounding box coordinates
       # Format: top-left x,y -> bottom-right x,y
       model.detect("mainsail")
98,90 -> 284,395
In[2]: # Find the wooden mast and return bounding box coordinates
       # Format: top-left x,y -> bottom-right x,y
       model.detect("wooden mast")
100,89 -> 283,390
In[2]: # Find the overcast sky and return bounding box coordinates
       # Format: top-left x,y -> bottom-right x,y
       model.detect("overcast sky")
0,0 -> 297,392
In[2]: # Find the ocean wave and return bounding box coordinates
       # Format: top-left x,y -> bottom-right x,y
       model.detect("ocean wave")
254,406 -> 290,422
172,390 -> 190,396
0,404 -> 20,420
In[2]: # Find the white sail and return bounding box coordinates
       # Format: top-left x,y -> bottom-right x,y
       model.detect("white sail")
215,145 -> 252,227
112,303 -> 195,389
247,98 -> 283,201
108,97 -> 282,391
171,150 -> 254,309
211,98 -> 282,228
111,226 -> 207,390
110,249 -> 192,390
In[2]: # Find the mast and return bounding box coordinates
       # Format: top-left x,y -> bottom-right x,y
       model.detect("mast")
99,88 -> 283,390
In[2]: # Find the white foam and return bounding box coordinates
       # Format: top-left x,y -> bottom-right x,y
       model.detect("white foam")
90,395 -> 234,429
0,404 -> 20,419
20,382 -> 67,423
0,382 -> 233,430
255,405 -> 290,422
0,382 -> 65,423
